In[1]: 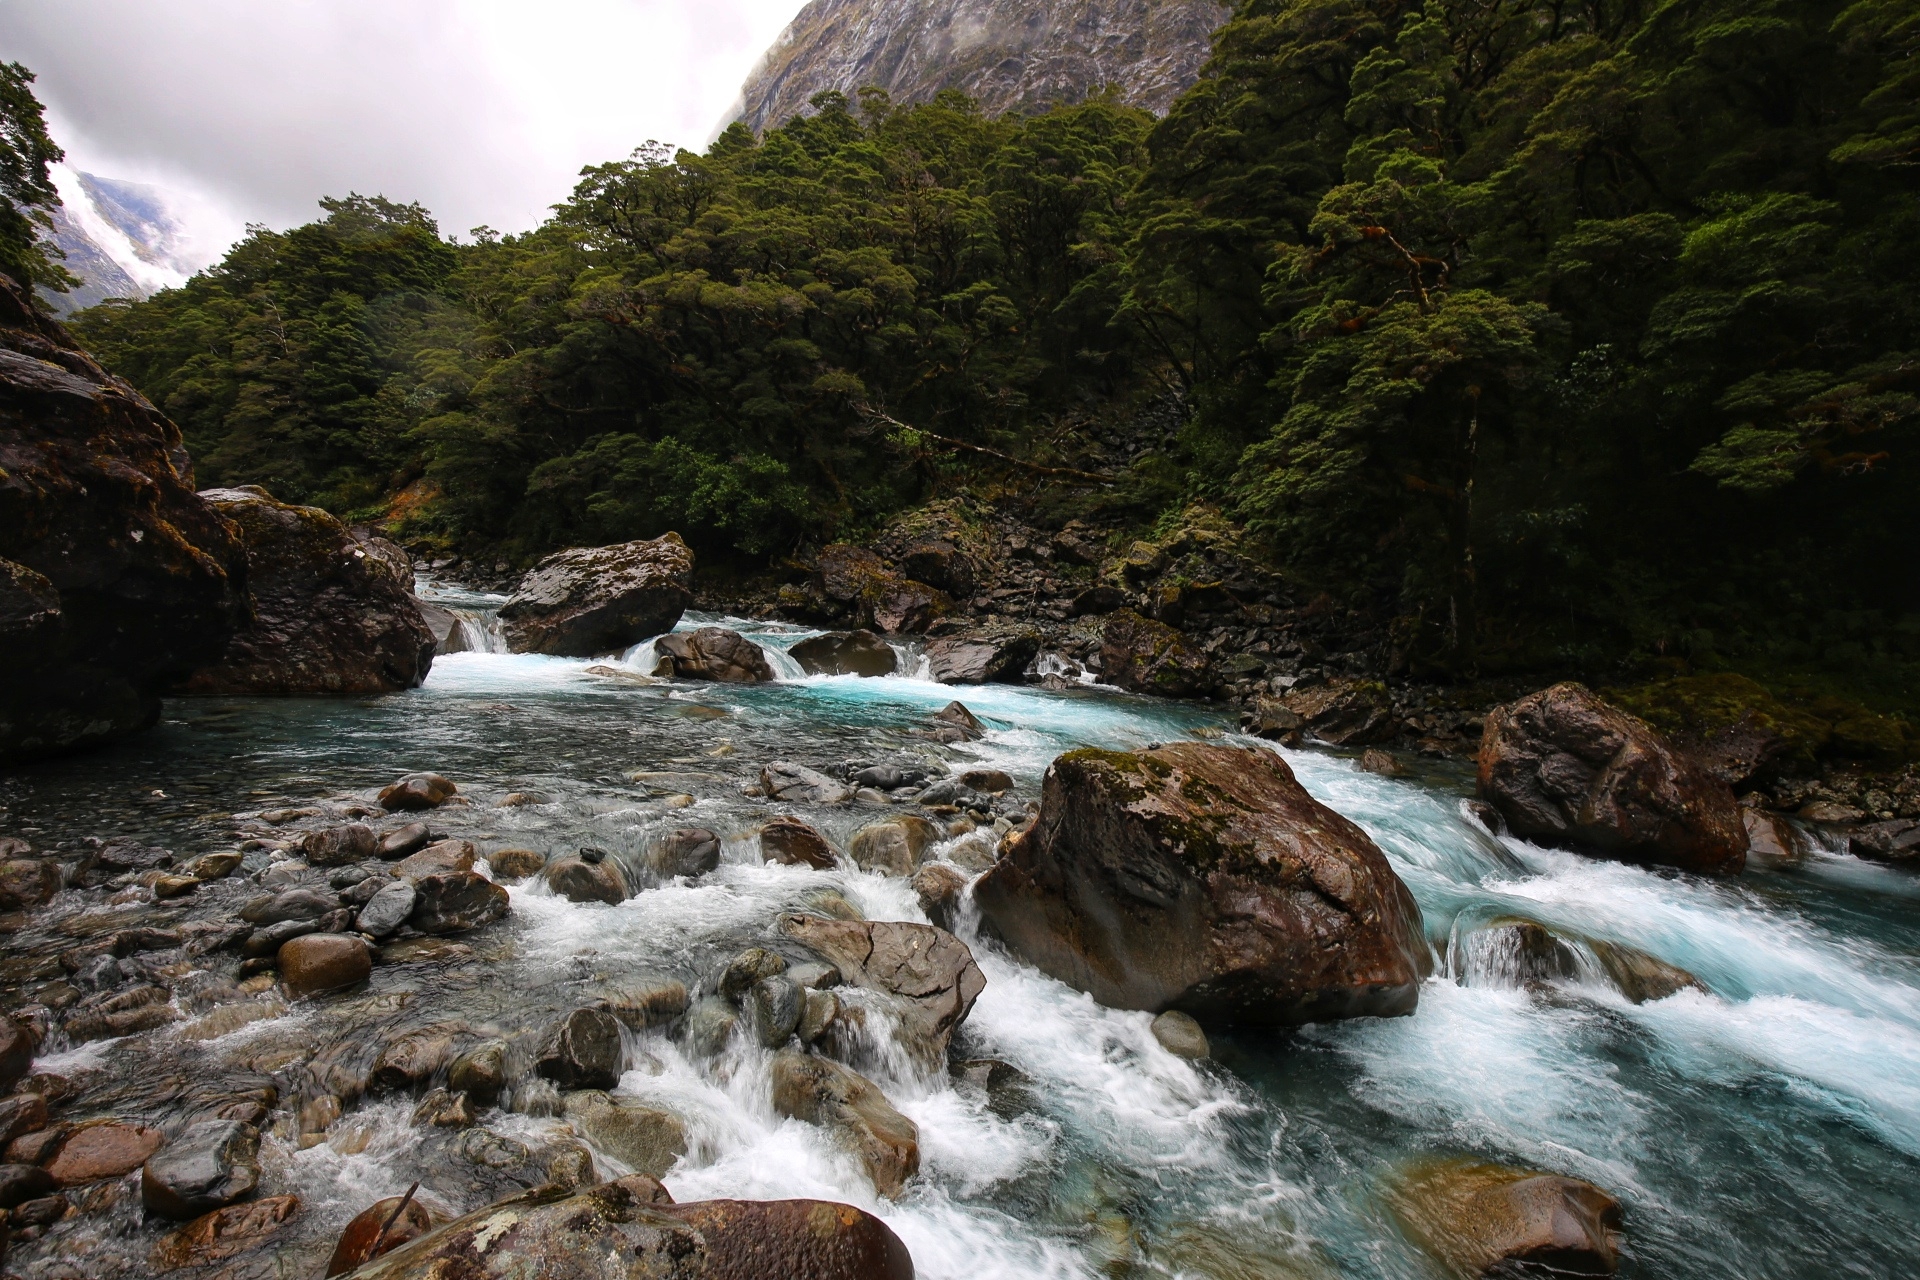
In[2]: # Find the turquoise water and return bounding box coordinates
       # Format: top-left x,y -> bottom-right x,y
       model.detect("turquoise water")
2,606 -> 1915,1279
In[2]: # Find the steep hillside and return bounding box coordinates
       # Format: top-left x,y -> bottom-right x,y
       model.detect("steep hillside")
734,0 -> 1227,132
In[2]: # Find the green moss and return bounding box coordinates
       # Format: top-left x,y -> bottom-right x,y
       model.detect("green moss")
1607,672 -> 1915,768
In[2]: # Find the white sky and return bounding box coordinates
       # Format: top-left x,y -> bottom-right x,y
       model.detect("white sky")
0,0 -> 807,268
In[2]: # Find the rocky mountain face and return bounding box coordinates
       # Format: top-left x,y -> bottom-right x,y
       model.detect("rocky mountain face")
39,172 -> 194,316
734,0 -> 1229,133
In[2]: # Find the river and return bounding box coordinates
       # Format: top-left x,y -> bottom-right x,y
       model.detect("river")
2,587 -> 1915,1279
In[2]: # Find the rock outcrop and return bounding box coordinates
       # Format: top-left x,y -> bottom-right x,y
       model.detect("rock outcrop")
1100,610 -> 1213,698
652,627 -> 776,682
1478,683 -> 1749,875
0,273 -> 248,763
801,544 -> 949,634
174,488 -> 434,695
499,534 -> 693,656
974,743 -> 1431,1024
736,0 -> 1231,133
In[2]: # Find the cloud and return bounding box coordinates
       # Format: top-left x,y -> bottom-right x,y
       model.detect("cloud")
0,0 -> 805,261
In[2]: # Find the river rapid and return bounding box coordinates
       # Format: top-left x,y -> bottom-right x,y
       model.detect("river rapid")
2,586 -> 1916,1280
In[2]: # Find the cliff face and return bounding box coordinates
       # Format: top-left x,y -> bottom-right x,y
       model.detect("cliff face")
734,0 -> 1229,133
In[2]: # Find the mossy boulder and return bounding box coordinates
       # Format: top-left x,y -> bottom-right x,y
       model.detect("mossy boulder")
1099,610 -> 1214,698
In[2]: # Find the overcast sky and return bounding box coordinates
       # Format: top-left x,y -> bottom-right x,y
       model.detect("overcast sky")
0,0 -> 807,267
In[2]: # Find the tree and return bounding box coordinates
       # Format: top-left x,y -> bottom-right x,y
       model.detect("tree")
0,61 -> 75,294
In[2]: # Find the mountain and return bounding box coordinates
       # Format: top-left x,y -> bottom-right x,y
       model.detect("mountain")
733,0 -> 1229,134
38,171 -> 195,316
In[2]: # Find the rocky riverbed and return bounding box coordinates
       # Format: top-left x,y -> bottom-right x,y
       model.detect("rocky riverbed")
0,601 -> 1915,1278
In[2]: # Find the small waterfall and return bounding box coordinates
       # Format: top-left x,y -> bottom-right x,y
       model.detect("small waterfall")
444,607 -> 508,654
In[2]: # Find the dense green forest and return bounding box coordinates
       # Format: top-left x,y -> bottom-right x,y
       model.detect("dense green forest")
68,0 -> 1920,709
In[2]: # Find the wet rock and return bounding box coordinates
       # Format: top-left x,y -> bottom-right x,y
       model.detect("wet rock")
562,1091 -> 687,1177
0,1164 -> 53,1208
355,880 -> 417,938
1358,748 -> 1404,777
1069,584 -> 1129,617
47,1121 -> 164,1185
790,630 -> 897,677
63,986 -> 178,1041
1851,818 -> 1920,863
761,817 -> 838,869
912,862 -> 968,931
373,1031 -> 458,1093
7,1126 -> 68,1165
395,838 -> 477,881
770,1052 -> 919,1198
748,975 -> 805,1047
487,847 -> 547,881
1150,1010 -> 1210,1059
949,1058 -> 1035,1119
377,822 -> 432,859
12,1192 -> 63,1226
547,1143 -> 600,1190
187,849 -> 245,881
925,699 -> 986,742
652,627 -> 776,683
683,997 -> 739,1057
547,853 -> 630,905
449,1041 -> 510,1107
499,534 -> 694,656
0,859 -> 60,910
0,1021 -> 33,1092
798,989 -> 839,1045
411,1087 -> 475,1128
896,538 -> 977,596
763,761 -> 854,805
241,888 -> 337,925
302,823 -> 378,867
140,1119 -> 260,1221
1478,683 -> 1748,875
849,815 -> 939,876
1388,1158 -> 1624,1277
325,1193 -> 432,1277
777,916 -> 985,1064
925,630 -> 1040,685
176,488 -> 434,695
1100,610 -> 1213,698
151,1193 -> 299,1272
410,870 -> 510,933
603,980 -> 691,1031
242,916 -> 330,959
718,948 -> 788,1002
960,768 -> 1013,793
0,1095 -> 46,1148
974,743 -> 1432,1025
378,772 -> 458,812
664,1195 -> 916,1279
809,544 -> 951,634
536,1007 -> 623,1090
648,827 -> 721,879
279,933 -> 373,996
0,274 -> 249,765
1274,679 -> 1397,746
1741,810 -> 1805,862
1587,939 -> 1707,1003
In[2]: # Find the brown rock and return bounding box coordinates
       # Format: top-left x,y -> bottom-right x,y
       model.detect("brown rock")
0,1095 -> 46,1149
761,818 -> 838,869
140,1118 -> 261,1220
1851,818 -> 1920,863
959,768 -> 1013,793
0,1020 -> 33,1092
0,273 -> 249,765
536,1008 -> 623,1090
546,853 -> 630,905
448,1042 -> 509,1107
395,838 -> 477,881
378,772 -> 457,812
409,870 -> 509,933
303,823 -> 379,867
810,544 -> 950,634
377,822 -> 432,859
499,534 -> 693,657
770,1053 -> 919,1198
47,1121 -> 165,1185
1279,679 -> 1397,746
652,627 -> 776,683
1478,684 -> 1748,875
1358,748 -> 1404,776
912,863 -> 968,931
325,1193 -> 432,1277
562,1091 -> 687,1177
896,538 -> 976,596
486,847 -> 547,881
925,631 -> 1040,685
848,815 -> 940,876
648,827 -> 721,879
664,1197 -> 914,1279
973,743 -> 1431,1025
372,1031 -> 457,1093
0,859 -> 60,910
789,630 -> 898,677
1388,1158 -> 1624,1277
7,1125 -> 68,1165
153,1194 -> 298,1272
602,980 -> 691,1031
1742,810 -> 1806,862
1099,610 -> 1213,698
927,699 -> 986,742
777,915 -> 985,1064
0,1162 -> 53,1206
278,933 -> 373,996
177,488 -> 433,696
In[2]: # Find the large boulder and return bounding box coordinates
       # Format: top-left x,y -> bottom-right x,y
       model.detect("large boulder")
895,538 -> 976,597
1387,1159 -> 1624,1277
925,628 -> 1041,685
498,534 -> 693,656
1099,610 -> 1213,698
547,851 -> 632,905
1274,678 -> 1397,746
409,871 -> 509,933
652,627 -> 775,683
777,915 -> 984,1064
974,743 -> 1430,1025
789,630 -> 897,677
770,1053 -> 919,1199
761,817 -> 838,869
808,544 -> 950,634
1478,683 -> 1748,875
338,1175 -> 912,1280
0,274 -> 248,763
561,1091 -> 687,1178
847,816 -> 940,876
175,488 -> 435,695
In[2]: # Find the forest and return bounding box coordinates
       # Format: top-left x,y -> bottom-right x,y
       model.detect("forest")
56,0 -> 1920,714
